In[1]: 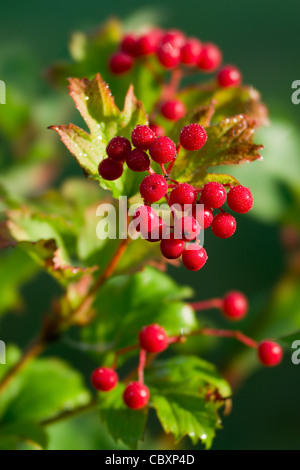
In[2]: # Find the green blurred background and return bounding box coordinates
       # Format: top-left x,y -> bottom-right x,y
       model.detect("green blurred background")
1,0 -> 300,450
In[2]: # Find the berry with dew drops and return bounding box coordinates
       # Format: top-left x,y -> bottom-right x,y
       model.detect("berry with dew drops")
211,212 -> 236,239
141,217 -> 167,242
227,185 -> 253,214
123,382 -> 150,409
160,234 -> 185,259
139,324 -> 169,353
91,367 -> 118,391
98,158 -> 124,181
222,291 -> 248,320
169,183 -> 197,207
131,125 -> 156,150
106,136 -> 131,162
149,123 -> 165,137
161,100 -> 186,121
175,216 -> 200,241
201,182 -> 227,209
182,245 -> 208,271
149,136 -> 177,164
109,52 -> 133,74
258,340 -> 283,367
191,204 -> 214,230
132,205 -> 158,232
139,174 -> 168,202
217,65 -> 242,87
180,123 -> 208,151
126,149 -> 150,172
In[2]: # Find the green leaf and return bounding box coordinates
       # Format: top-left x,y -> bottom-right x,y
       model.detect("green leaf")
0,420 -> 48,450
51,74 -> 148,198
98,383 -> 147,449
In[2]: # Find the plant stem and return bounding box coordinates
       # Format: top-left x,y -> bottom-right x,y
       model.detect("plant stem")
191,328 -> 258,348
40,398 -> 98,427
190,298 -> 223,311
138,349 -> 147,383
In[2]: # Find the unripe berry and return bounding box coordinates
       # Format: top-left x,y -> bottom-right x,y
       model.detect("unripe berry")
169,183 -> 197,207
91,367 -> 118,391
141,217 -> 167,242
98,158 -> 123,181
197,43 -> 222,72
180,123 -> 208,151
191,204 -> 214,229
126,149 -> 150,172
258,340 -> 283,367
161,30 -> 186,49
181,38 -> 202,65
175,216 -> 200,241
139,324 -> 169,352
106,136 -> 131,162
217,65 -> 241,87
157,42 -> 181,69
131,125 -> 156,150
201,182 -> 227,209
161,100 -> 186,121
149,136 -> 176,164
121,34 -> 138,57
227,185 -> 253,214
222,291 -> 248,320
149,123 -> 165,137
109,52 -> 133,75
182,246 -> 208,271
123,382 -> 150,409
132,205 -> 158,232
160,234 -> 185,259
140,174 -> 168,202
211,212 -> 236,238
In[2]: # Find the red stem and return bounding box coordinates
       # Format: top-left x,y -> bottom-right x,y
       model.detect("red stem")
190,298 -> 223,311
196,328 -> 258,349
138,349 -> 147,383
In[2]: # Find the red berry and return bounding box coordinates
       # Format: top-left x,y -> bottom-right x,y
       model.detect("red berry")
139,324 -> 168,352
98,158 -> 123,181
169,183 -> 197,207
161,30 -> 186,48
227,185 -> 253,214
197,43 -> 222,71
141,217 -> 167,242
131,125 -> 156,150
157,42 -> 181,68
182,245 -> 208,271
217,65 -> 241,87
91,367 -> 118,391
123,382 -> 150,409
120,34 -> 138,56
132,205 -> 158,232
211,212 -> 236,238
109,52 -> 133,74
160,234 -> 185,259
222,291 -> 248,320
149,123 -> 165,137
149,136 -> 176,164
191,204 -> 214,229
161,100 -> 186,121
140,174 -> 168,202
175,216 -> 200,241
106,136 -> 131,162
181,38 -> 202,65
258,340 -> 283,367
135,30 -> 162,56
126,149 -> 150,172
180,123 -> 208,151
201,182 -> 227,209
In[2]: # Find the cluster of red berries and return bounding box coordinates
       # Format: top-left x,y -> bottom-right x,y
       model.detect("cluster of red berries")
91,319 -> 283,410
98,123 -> 253,271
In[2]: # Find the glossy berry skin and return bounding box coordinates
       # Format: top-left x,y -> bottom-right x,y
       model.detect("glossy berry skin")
180,124 -> 208,151
123,382 -> 150,409
98,158 -> 123,181
149,123 -> 165,137
140,174 -> 168,202
141,217 -> 167,242
161,100 -> 186,121
182,246 -> 208,271
131,125 -> 156,150
157,42 -> 181,69
197,43 -> 222,72
132,205 -> 158,232
91,367 -> 118,391
161,30 -> 186,48
109,52 -> 133,74
160,234 -> 185,259
222,291 -> 248,320
258,340 -> 283,367
149,136 -> 176,164
181,38 -> 202,65
126,149 -> 150,172
191,204 -> 214,229
139,324 -> 169,353
227,185 -> 253,214
175,216 -> 200,241
106,136 -> 131,162
211,212 -> 236,239
201,182 -> 227,209
169,183 -> 197,207
217,65 -> 241,88
135,31 -> 161,56
120,34 -> 138,56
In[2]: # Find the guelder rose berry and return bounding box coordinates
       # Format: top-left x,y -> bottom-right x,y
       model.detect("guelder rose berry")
98,158 -> 123,181
161,30 -> 186,48
258,340 -> 283,367
106,136 -> 131,161
182,245 -> 208,271
227,185 -> 253,214
157,42 -> 181,68
222,291 -> 248,320
123,382 -> 150,409
180,124 -> 208,151
149,123 -> 165,137
211,212 -> 236,238
140,174 -> 168,202
191,204 -> 214,230
141,217 -> 167,242
217,65 -> 242,88
126,149 -> 150,172
160,234 -> 185,259
181,38 -> 202,65
161,100 -> 186,121
109,52 -> 133,74
121,34 -> 138,56
149,136 -> 176,164
131,125 -> 155,150
132,205 -> 158,232
175,216 -> 200,241
139,324 -> 169,352
201,182 -> 227,209
91,367 -> 118,391
197,43 -> 222,71
169,183 -> 197,207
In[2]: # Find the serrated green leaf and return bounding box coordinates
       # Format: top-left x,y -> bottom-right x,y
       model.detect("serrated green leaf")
98,383 -> 147,449
0,420 -> 48,449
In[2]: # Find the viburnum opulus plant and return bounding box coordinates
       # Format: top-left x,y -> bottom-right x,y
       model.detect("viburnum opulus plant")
0,20 -> 284,450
